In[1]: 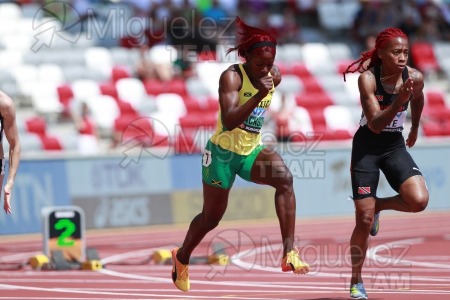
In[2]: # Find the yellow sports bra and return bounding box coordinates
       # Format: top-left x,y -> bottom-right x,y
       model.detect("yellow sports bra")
210,64 -> 274,155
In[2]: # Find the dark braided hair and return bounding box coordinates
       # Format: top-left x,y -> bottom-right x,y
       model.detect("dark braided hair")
343,28 -> 408,81
226,16 -> 277,59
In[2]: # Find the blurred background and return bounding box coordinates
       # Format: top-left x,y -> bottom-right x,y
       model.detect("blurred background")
0,0 -> 449,236
1,0 -> 450,153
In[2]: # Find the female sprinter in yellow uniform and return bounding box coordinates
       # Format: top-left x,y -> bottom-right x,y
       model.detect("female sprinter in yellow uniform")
171,17 -> 310,292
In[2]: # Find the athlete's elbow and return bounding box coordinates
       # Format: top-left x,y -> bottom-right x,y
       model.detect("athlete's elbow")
367,123 -> 382,134
222,118 -> 238,131
372,129 -> 382,134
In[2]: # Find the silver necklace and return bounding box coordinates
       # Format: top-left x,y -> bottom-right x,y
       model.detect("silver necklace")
380,66 -> 400,82
380,66 -> 402,93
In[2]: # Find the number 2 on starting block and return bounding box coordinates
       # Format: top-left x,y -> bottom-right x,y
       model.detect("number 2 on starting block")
42,206 -> 86,262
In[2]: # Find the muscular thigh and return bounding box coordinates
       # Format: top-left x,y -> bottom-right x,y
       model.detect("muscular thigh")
250,147 -> 290,186
202,141 -> 238,189
353,196 -> 376,214
381,147 -> 422,193
351,149 -> 380,200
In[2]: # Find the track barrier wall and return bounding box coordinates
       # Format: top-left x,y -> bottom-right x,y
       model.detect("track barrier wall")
1,141 -> 448,235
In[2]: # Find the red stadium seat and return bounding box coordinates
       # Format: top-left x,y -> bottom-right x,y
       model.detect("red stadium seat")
25,116 -> 47,137
410,42 -> 439,74
296,92 -> 334,110
330,129 -> 353,140
114,115 -> 139,133
307,129 -> 352,142
275,62 -> 290,75
197,50 -> 216,61
307,108 -> 327,132
144,79 -> 187,96
426,90 -> 446,108
183,98 -> 204,113
179,112 -> 217,136
56,84 -> 74,112
183,97 -> 219,114
116,100 -> 138,117
206,98 -> 219,113
299,77 -> 325,94
114,115 -> 169,147
443,120 -> 450,136
99,82 -> 119,100
165,79 -> 187,96
424,107 -> 450,123
336,59 -> 354,75
144,79 -> 165,96
290,63 -> 312,79
120,36 -> 140,48
111,66 -> 131,83
422,121 -> 445,137
40,136 -> 63,151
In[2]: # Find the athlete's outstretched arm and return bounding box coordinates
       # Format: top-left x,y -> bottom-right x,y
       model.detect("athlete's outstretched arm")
0,91 -> 21,214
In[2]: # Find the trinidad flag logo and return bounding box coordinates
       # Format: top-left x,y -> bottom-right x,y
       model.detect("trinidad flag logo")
358,187 -> 371,194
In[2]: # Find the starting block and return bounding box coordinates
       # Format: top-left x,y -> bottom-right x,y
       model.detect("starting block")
28,254 -> 50,270
152,249 -> 172,264
208,242 -> 229,265
207,254 -> 229,265
189,256 -> 209,264
81,260 -> 102,270
28,247 -> 102,271
51,250 -> 81,270
151,243 -> 230,266
81,248 -> 102,270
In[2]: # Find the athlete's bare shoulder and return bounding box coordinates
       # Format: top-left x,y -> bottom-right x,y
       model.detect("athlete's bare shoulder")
407,66 -> 424,88
358,68 -> 376,90
0,90 -> 14,112
219,64 -> 242,91
220,64 -> 241,79
407,66 -> 424,83
360,68 -> 376,81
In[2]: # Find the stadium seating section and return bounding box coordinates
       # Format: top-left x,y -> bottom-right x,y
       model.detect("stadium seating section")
1,3 -> 449,154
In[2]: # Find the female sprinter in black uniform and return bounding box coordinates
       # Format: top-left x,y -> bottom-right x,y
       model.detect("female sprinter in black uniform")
343,28 -> 429,299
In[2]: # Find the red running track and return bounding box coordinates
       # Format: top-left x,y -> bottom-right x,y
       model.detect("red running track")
1,210 -> 450,299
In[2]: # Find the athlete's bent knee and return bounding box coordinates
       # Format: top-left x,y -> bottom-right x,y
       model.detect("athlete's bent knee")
410,194 -> 429,213
356,211 -> 374,233
276,169 -> 293,190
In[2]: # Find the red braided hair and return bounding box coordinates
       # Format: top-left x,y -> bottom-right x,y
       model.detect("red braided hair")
226,16 -> 277,59
343,28 -> 408,81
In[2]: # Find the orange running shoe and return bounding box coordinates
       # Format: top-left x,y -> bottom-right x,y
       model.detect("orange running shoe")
171,247 -> 190,292
281,249 -> 310,275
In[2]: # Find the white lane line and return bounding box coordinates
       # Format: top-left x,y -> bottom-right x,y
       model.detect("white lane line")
0,283 -> 209,299
0,252 -> 40,262
5,217 -> 450,299
367,237 -> 450,269
230,242 -> 450,295
100,248 -> 159,265
0,298 -> 127,300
